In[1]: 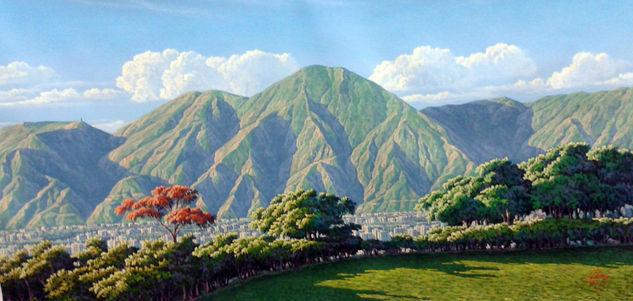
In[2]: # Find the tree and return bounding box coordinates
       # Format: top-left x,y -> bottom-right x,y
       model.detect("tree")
45,241 -> 137,300
115,185 -> 215,242
520,143 -> 596,218
0,241 -> 74,301
250,189 -> 357,240
416,158 -> 531,226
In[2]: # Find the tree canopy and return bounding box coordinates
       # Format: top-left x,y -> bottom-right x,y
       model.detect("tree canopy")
416,158 -> 530,226
115,185 -> 215,242
418,143 -> 633,225
249,189 -> 357,240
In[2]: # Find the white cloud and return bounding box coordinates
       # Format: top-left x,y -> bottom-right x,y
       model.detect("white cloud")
0,88 -> 80,106
0,61 -> 57,87
116,49 -> 299,102
402,92 -> 454,104
457,43 -> 537,85
600,72 -> 633,86
0,88 -> 32,102
546,52 -> 631,89
369,43 -> 536,94
83,88 -> 128,100
89,119 -> 127,133
374,45 -> 633,108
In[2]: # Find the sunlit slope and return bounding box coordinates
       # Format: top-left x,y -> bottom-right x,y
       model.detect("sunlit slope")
87,175 -> 169,225
191,66 -> 473,217
109,91 -> 246,185
103,66 -> 473,219
0,122 -> 126,229
528,87 -> 633,150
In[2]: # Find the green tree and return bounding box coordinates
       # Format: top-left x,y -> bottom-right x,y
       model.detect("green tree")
250,189 -> 357,240
417,158 -> 530,226
0,241 -> 74,300
520,143 -> 596,218
45,241 -> 137,300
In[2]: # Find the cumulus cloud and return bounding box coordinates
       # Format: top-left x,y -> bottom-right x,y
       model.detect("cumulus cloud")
0,88 -> 32,102
0,88 -> 81,106
83,88 -> 128,100
0,88 -> 81,107
546,52 -> 631,89
89,119 -> 127,133
370,43 -> 536,94
116,49 -> 299,102
0,61 -> 57,87
374,45 -> 633,108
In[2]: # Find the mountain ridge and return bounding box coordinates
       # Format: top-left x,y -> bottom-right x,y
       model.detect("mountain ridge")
1,66 -> 633,229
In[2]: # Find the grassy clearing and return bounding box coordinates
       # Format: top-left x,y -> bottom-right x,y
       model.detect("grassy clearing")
205,246 -> 633,300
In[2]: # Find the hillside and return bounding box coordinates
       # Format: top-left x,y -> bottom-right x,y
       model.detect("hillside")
421,97 -> 541,164
0,122 -> 127,229
528,87 -> 633,150
419,87 -> 633,164
107,66 -> 474,218
1,66 -> 633,229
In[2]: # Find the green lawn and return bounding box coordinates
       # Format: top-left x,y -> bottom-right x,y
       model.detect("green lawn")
205,246 -> 633,300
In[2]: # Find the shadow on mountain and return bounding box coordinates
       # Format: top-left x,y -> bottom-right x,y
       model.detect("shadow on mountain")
421,98 -> 543,164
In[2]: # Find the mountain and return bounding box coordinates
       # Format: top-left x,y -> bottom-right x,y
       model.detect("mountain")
421,97 -> 542,165
2,65 -> 633,229
107,66 -> 474,218
419,87 -> 633,165
528,87 -> 633,150
0,121 -> 127,229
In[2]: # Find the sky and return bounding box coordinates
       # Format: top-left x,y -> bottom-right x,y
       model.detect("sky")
1,0 -> 633,133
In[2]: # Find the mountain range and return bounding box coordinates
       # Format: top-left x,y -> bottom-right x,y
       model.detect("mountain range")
1,65 -> 632,229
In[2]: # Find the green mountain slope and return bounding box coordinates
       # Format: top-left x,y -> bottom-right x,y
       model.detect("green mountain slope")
109,91 -> 246,185
3,66 -> 633,229
103,66 -> 474,218
87,175 -> 168,225
421,98 -> 542,164
418,87 -> 633,166
0,122 -> 127,229
528,87 -> 633,150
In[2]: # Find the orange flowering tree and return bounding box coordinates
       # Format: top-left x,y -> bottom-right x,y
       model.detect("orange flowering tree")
115,185 -> 215,243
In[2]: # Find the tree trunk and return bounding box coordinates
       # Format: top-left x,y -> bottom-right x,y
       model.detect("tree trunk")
171,231 -> 178,243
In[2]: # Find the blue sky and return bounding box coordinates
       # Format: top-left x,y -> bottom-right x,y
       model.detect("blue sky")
1,0 -> 633,132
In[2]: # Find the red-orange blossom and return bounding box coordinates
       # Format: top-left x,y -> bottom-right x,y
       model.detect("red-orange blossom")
115,185 -> 215,242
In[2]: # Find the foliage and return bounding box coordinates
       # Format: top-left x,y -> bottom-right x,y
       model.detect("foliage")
0,241 -> 73,300
45,242 -> 137,300
417,158 -> 530,225
380,218 -> 633,253
418,143 -> 633,225
249,189 -> 358,240
115,185 -> 215,242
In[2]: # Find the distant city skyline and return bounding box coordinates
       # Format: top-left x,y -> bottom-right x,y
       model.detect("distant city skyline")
2,1 -> 633,132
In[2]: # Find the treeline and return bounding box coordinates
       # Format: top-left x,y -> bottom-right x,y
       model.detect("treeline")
364,217 -> 633,253
0,189 -> 362,300
417,143 -> 633,226
4,217 -> 633,300
2,144 -> 633,300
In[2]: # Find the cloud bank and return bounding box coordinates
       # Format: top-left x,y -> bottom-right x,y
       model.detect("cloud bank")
116,49 -> 299,102
370,43 -> 536,94
370,45 -> 633,107
0,62 -> 57,87
89,119 -> 127,133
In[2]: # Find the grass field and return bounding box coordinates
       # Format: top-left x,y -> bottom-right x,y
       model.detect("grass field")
205,246 -> 633,300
